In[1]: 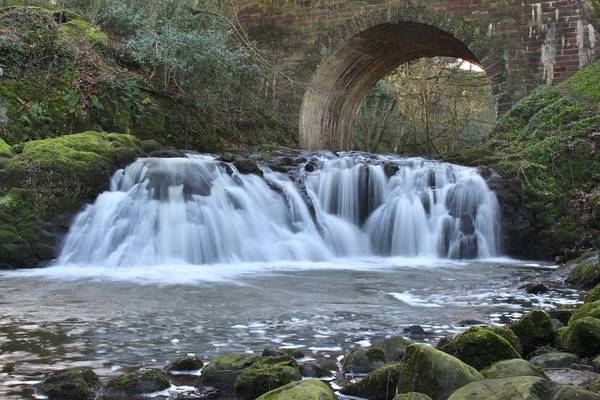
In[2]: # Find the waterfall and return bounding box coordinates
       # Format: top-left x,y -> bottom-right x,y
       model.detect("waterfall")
56,153 -> 501,267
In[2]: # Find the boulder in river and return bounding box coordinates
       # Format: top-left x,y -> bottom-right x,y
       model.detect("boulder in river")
341,363 -> 403,400
529,352 -> 579,369
566,251 -> 600,289
194,354 -> 259,394
102,369 -> 170,397
342,347 -> 387,374
165,355 -> 204,373
564,317 -> 600,357
397,343 -> 483,400
255,380 -> 336,400
38,367 -> 98,400
481,359 -> 548,380
509,310 -> 555,354
375,336 -> 412,362
438,326 -> 521,370
233,355 -> 302,400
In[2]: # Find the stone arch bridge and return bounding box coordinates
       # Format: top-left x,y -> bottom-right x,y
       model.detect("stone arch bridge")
234,0 -> 599,150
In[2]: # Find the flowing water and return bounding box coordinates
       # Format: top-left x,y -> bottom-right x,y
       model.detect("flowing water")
0,153 -> 582,399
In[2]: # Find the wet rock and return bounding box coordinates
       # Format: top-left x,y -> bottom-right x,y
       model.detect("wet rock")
565,317 -> 600,357
552,319 -> 565,329
149,147 -> 186,158
103,369 -> 170,397
403,325 -> 431,339
393,394 -> 432,400
383,163 -> 399,177
509,310 -> 555,354
375,336 -> 412,362
570,300 -> 600,322
303,158 -> 319,172
566,251 -> 600,289
529,352 -> 579,369
262,347 -> 285,358
255,380 -> 336,400
219,152 -> 235,163
552,385 -> 600,399
299,362 -> 332,378
593,355 -> 600,372
458,319 -> 484,327
481,359 -> 548,380
194,354 -> 259,394
341,347 -> 387,374
447,376 -> 553,400
523,283 -> 549,294
282,348 -> 305,359
548,308 -> 575,325
341,363 -> 403,400
165,355 -> 204,373
38,367 -> 98,400
233,355 -> 302,400
397,343 -> 483,400
438,326 -> 521,370
545,368 -> 599,386
233,158 -> 263,176
587,283 -> 600,303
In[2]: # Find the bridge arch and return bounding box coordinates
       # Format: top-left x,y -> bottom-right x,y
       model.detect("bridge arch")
299,6 -> 507,151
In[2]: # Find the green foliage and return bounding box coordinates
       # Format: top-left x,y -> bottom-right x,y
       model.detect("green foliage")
563,61 -> 600,101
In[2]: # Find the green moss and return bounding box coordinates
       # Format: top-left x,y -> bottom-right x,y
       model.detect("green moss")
233,355 -> 302,400
393,394 -> 432,400
562,61 -> 600,101
342,347 -> 387,373
481,359 -> 548,380
397,344 -> 483,400
341,363 -> 403,400
564,317 -> 600,357
439,327 -> 521,370
487,326 -> 523,355
0,138 -> 12,158
446,376 -> 553,400
567,253 -> 600,289
376,336 -> 412,362
105,369 -> 170,395
255,380 -> 336,400
569,300 -> 600,324
195,354 -> 260,394
509,310 -> 555,354
59,17 -> 109,47
587,284 -> 600,303
1,131 -> 144,217
40,367 -> 98,400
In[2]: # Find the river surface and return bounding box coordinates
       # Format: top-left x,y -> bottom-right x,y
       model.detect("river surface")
0,258 -> 581,399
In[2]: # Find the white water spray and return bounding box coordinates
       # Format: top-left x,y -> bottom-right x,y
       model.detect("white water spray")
56,154 -> 501,267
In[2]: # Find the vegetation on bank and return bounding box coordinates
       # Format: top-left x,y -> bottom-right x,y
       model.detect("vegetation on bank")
448,61 -> 600,259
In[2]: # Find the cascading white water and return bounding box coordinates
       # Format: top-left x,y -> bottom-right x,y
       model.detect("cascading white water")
56,153 -> 501,267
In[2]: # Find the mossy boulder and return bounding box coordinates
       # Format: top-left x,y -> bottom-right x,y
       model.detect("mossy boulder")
587,284 -> 600,303
194,354 -> 259,394
233,355 -> 302,400
564,317 -> 600,357
567,253 -> 600,289
393,394 -> 432,400
103,369 -> 169,397
447,376 -> 553,400
255,380 -> 336,400
164,355 -> 203,373
397,344 -> 483,400
38,367 -> 98,400
481,359 -> 548,380
342,347 -> 387,373
487,326 -> 523,355
439,326 -> 522,370
376,336 -> 412,362
509,310 -> 555,354
570,300 -> 600,323
299,362 -> 332,378
341,363 -> 403,400
0,138 -> 13,161
529,352 -> 579,369
553,385 -> 600,400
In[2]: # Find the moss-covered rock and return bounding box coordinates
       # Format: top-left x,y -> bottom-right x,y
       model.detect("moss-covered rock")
375,336 -> 412,362
567,252 -> 600,289
164,355 -> 204,373
397,343 -> 483,400
103,369 -> 169,397
0,138 -> 13,161
38,367 -> 98,400
553,385 -> 600,400
587,284 -> 600,303
393,394 -> 432,400
570,301 -> 600,323
341,347 -> 387,374
341,363 -> 403,400
510,310 -> 555,354
233,355 -> 302,400
564,317 -> 600,357
447,376 -> 553,400
439,327 -> 522,370
529,352 -> 579,369
255,380 -> 336,400
194,354 -> 259,394
481,359 -> 548,380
